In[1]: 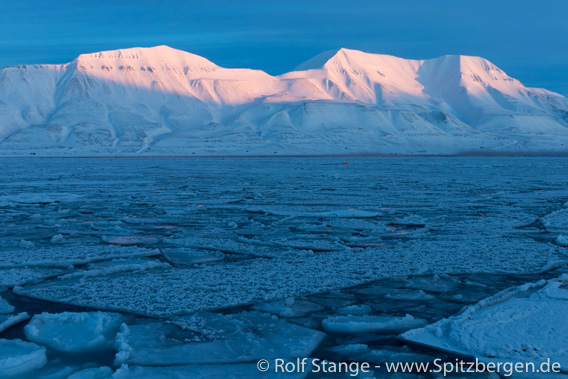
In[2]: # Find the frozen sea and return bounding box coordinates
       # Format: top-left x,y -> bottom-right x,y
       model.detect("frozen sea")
1,156 -> 568,378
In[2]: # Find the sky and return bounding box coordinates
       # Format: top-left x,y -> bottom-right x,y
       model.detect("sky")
1,0 -> 567,95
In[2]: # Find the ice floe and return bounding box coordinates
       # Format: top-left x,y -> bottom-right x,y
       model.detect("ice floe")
0,193 -> 82,206
403,274 -> 462,293
556,234 -> 568,247
114,311 -> 325,365
259,209 -> 382,218
542,208 -> 568,233
0,245 -> 159,268
0,267 -> 71,287
24,312 -> 123,352
0,312 -> 30,334
68,366 -> 113,379
162,248 -> 224,266
167,237 -> 277,258
252,297 -> 324,318
0,339 -> 47,378
335,304 -> 372,316
322,314 -> 427,334
328,343 -> 434,364
384,289 -> 436,301
101,235 -> 162,245
59,259 -> 170,280
0,295 -> 15,314
402,275 -> 568,369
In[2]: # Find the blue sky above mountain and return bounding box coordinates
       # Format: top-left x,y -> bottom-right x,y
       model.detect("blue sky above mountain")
0,0 -> 567,94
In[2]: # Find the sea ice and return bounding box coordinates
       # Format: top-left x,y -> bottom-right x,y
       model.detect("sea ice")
59,259 -> 170,280
0,267 -> 71,287
68,366 -> 113,379
328,344 -> 434,364
322,314 -> 427,334
14,236 -> 563,317
335,304 -> 372,315
252,297 -> 324,318
0,193 -> 82,206
261,209 -> 382,218
403,274 -> 462,293
0,295 -> 15,314
402,275 -> 568,369
167,237 -> 277,258
542,208 -> 568,233
114,311 -> 325,365
384,289 -> 436,301
556,234 -> 568,247
24,312 -> 124,352
0,245 -> 159,268
0,312 -> 30,334
161,248 -> 224,266
0,339 -> 47,378
101,235 -> 162,245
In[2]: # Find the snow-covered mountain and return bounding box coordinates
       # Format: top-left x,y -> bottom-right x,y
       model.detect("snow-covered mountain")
1,45 -> 567,156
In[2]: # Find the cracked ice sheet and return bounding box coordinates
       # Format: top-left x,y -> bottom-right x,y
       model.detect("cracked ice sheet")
0,245 -> 160,268
401,275 -> 568,370
15,237 -> 566,317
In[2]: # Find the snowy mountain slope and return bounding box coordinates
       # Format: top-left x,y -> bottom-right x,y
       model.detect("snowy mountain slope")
0,46 -> 567,155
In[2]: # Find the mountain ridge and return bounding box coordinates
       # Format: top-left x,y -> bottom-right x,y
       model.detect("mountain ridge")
0,45 -> 567,156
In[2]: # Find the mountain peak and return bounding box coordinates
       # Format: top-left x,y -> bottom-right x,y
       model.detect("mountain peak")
74,45 -> 219,70
296,49 -> 507,76
295,48 -> 366,71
